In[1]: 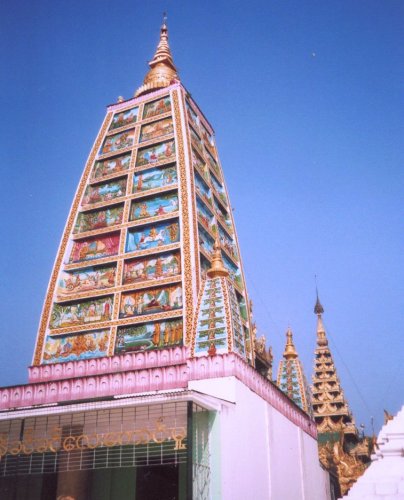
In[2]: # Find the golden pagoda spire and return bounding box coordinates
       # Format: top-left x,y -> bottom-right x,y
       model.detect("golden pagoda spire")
283,327 -> 298,359
135,14 -> 179,97
207,240 -> 229,278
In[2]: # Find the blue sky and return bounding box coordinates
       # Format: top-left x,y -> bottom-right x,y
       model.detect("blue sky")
0,0 -> 402,434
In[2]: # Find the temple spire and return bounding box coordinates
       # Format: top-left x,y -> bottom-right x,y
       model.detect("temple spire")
283,327 -> 298,360
311,294 -> 370,494
314,291 -> 328,347
277,327 -> 313,415
135,17 -> 179,97
207,240 -> 229,278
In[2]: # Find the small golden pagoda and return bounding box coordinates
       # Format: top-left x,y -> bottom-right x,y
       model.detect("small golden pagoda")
312,294 -> 371,496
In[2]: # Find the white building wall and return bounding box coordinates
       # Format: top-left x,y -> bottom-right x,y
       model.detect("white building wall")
190,376 -> 331,500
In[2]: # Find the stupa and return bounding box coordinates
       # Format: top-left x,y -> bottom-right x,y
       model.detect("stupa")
0,20 -> 331,499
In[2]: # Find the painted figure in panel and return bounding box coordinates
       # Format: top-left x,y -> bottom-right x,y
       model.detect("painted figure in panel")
120,285 -> 182,317
126,221 -> 179,252
109,106 -> 138,130
50,296 -> 113,329
133,165 -> 177,193
142,96 -> 171,119
140,118 -> 173,143
43,330 -> 110,363
136,140 -> 176,167
69,234 -> 120,263
123,252 -> 180,284
197,198 -> 216,235
57,265 -> 116,296
74,206 -> 123,233
115,319 -> 183,353
195,173 -> 213,208
92,154 -> 131,179
102,129 -> 136,154
82,178 -> 126,205
130,192 -> 178,221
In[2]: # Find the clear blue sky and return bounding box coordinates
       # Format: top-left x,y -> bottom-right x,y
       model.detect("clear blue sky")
0,0 -> 402,434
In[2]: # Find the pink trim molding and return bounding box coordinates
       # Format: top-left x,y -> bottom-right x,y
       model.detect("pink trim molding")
1,351 -> 316,439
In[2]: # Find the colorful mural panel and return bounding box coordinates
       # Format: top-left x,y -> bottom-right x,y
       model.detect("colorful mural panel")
198,226 -> 215,257
120,285 -> 182,318
49,296 -> 113,329
130,192 -> 178,221
92,154 -> 131,179
210,173 -> 227,205
101,129 -> 136,154
126,220 -> 180,253
133,165 -> 177,193
214,198 -> 233,233
200,255 -> 211,280
110,107 -> 139,130
206,151 -> 221,177
197,198 -> 215,234
219,225 -> 238,261
192,149 -> 209,182
74,206 -> 123,233
123,252 -> 181,284
136,140 -> 176,167
115,319 -> 183,353
186,101 -> 199,130
201,126 -> 216,156
238,296 -> 248,322
140,117 -> 173,143
222,253 -> 243,290
69,233 -> 120,263
57,265 -> 116,296
143,96 -> 171,119
195,173 -> 213,207
190,127 -> 203,154
43,329 -> 110,364
82,178 -> 126,205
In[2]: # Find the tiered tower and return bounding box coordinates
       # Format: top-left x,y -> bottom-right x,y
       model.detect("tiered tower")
277,327 -> 313,416
312,295 -> 356,436
312,294 -> 371,495
32,20 -> 253,367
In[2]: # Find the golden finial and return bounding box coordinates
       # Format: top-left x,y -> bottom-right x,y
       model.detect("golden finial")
283,327 -> 298,359
207,240 -> 229,278
135,16 -> 179,97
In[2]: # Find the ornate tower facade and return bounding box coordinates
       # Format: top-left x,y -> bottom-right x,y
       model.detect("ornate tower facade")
32,21 -> 253,368
277,327 -> 313,415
